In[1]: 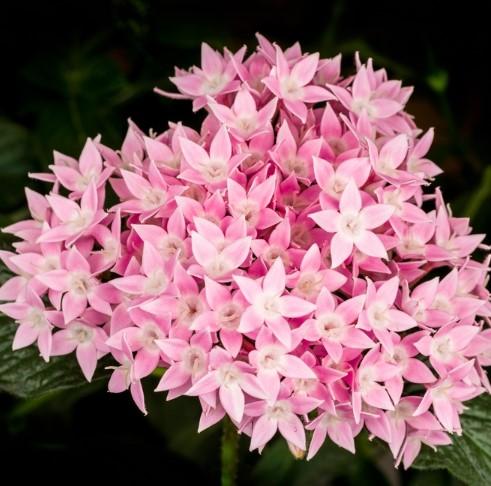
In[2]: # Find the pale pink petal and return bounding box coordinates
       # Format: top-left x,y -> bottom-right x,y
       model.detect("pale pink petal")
361,204 -> 394,229
134,348 -> 160,379
130,380 -> 147,414
12,323 -> 38,350
327,422 -> 355,453
339,179 -> 362,213
278,413 -> 306,450
191,231 -> 218,266
210,125 -> 232,161
155,365 -> 189,391
76,342 -> 97,381
280,354 -> 317,379
291,53 -> 319,86
330,233 -> 353,268
363,384 -> 394,410
219,384 -> 245,422
179,137 -> 209,170
266,316 -> 292,349
279,295 -> 316,318
309,209 -> 340,233
433,397 -> 454,432
186,371 -> 220,395
403,359 -> 436,383
307,423 -> 327,460
354,231 -> 388,259
250,415 -> 277,450
63,293 -> 87,323
263,257 -> 286,295
234,276 -> 262,304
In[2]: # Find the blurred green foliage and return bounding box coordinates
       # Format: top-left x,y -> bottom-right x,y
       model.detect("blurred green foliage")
0,1 -> 489,485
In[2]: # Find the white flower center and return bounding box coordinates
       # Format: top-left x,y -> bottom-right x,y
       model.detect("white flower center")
144,270 -> 168,295
281,77 -> 303,100
68,209 -> 93,233
316,312 -> 346,340
257,345 -> 284,370
204,74 -> 228,95
69,271 -> 93,296
357,366 -> 376,393
140,323 -> 163,350
235,200 -> 260,226
182,346 -> 206,376
202,160 -> 227,183
255,293 -> 281,320
367,302 -> 390,330
266,400 -> 291,419
264,246 -> 290,267
337,211 -> 364,239
142,188 -> 166,210
27,308 -> 49,329
177,295 -> 204,326
432,294 -> 453,313
76,170 -> 97,191
217,363 -> 242,388
431,336 -> 454,362
217,303 -> 242,330
295,272 -> 323,298
69,322 -> 94,343
159,235 -> 185,259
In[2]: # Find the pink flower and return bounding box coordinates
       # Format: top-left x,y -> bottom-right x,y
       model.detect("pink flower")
186,346 -> 266,423
227,175 -> 281,230
263,47 -> 333,123
154,331 -> 212,399
208,88 -> 277,141
0,288 -> 54,361
107,334 -> 147,414
302,288 -> 373,363
247,389 -> 320,452
269,121 -> 322,181
191,276 -> 245,357
352,347 -> 399,422
1,37 -> 489,466
36,246 -> 111,323
414,361 -> 484,433
235,258 -> 316,347
306,403 -> 360,458
179,126 -> 244,187
52,319 -> 108,381
190,217 -> 251,279
38,182 -> 106,245
106,308 -> 169,379
112,162 -> 183,221
288,244 -> 347,301
328,64 -> 404,121
49,138 -> 112,196
158,43 -> 242,111
358,276 -> 417,354
310,180 -> 394,268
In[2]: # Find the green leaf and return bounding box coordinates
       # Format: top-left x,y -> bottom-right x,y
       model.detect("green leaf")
0,316 -> 109,398
0,118 -> 32,212
414,394 -> 491,486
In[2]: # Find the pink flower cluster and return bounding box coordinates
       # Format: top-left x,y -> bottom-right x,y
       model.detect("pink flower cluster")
1,34 -> 490,468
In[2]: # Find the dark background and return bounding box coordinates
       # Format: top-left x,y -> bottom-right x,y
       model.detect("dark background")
0,1 -> 488,484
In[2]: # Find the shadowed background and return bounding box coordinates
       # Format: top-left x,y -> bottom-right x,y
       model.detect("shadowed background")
0,1 -> 489,484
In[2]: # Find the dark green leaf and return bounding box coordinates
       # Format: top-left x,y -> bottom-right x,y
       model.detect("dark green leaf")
414,394 -> 491,486
0,316 -> 110,398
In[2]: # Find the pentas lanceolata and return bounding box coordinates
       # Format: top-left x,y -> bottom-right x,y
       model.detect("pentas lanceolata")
1,34 -> 490,468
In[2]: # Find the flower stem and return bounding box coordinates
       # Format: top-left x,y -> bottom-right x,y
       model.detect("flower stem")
221,418 -> 239,486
